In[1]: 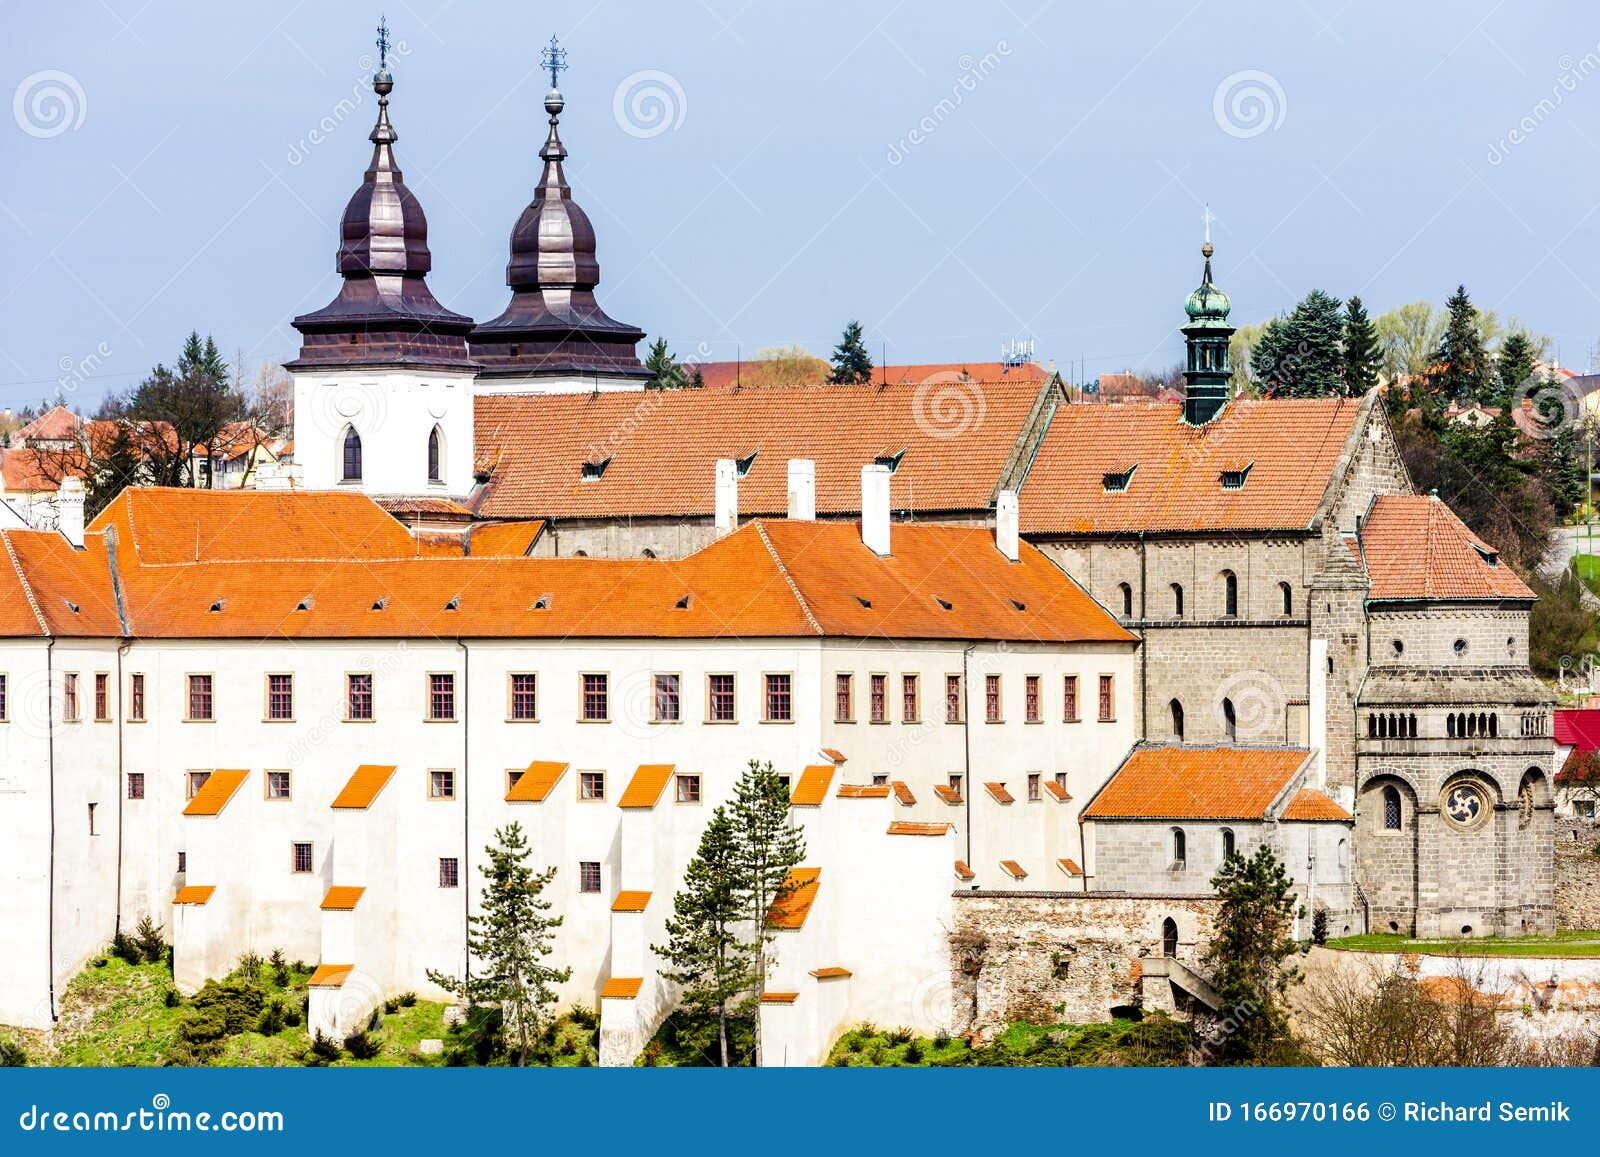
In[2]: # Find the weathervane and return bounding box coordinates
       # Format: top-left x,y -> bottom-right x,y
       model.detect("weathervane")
376,15 -> 391,70
541,35 -> 568,90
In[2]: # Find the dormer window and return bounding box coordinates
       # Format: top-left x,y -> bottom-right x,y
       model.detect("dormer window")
735,450 -> 758,477
674,594 -> 692,610
581,456 -> 612,481
874,447 -> 907,473
1102,466 -> 1136,493
371,597 -> 388,611
934,596 -> 953,611
209,599 -> 225,613
532,594 -> 552,611
1220,462 -> 1253,490
444,596 -> 459,611
1471,543 -> 1498,567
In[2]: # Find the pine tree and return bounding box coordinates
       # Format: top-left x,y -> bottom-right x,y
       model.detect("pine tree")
1248,290 -> 1344,397
1494,330 -> 1536,409
727,760 -> 806,1067
827,321 -> 874,385
427,822 -> 571,1066
643,337 -> 688,390
1341,296 -> 1381,396
86,420 -> 144,519
653,806 -> 756,1066
1544,411 -> 1587,519
1431,285 -> 1492,405
1202,845 -> 1302,1065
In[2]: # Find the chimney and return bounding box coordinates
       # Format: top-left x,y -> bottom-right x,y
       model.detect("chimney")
58,477 -> 85,549
861,464 -> 891,555
714,458 -> 738,537
787,459 -> 816,521
996,489 -> 1019,562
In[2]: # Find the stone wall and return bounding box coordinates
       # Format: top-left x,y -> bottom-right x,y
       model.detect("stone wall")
949,891 -> 1219,1037
1554,818 -> 1600,930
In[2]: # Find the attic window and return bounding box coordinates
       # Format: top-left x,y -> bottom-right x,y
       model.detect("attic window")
1219,462 -> 1254,490
371,597 -> 388,611
855,596 -> 872,608
294,597 -> 313,612
735,450 -> 758,477
874,447 -> 907,473
1102,465 -> 1137,493
934,596 -> 953,611
580,456 -> 612,481
1471,543 -> 1499,567
674,594 -> 692,610
1010,599 -> 1026,611
209,599 -> 225,613
444,596 -> 459,611
532,594 -> 552,611
62,598 -> 79,614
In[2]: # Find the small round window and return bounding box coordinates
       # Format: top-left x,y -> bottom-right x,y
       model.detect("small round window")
1452,639 -> 1467,656
1441,781 -> 1489,830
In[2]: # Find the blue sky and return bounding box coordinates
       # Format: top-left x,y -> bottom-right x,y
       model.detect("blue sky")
2,0 -> 1599,409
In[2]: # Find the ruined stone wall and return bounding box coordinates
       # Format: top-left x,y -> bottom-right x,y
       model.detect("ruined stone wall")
948,892 -> 1219,1036
1554,818 -> 1600,930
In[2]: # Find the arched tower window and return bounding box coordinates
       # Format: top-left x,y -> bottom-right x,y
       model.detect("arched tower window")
1119,582 -> 1133,618
1221,828 -> 1235,859
1222,697 -> 1237,742
1170,699 -> 1185,741
1162,917 -> 1179,957
342,426 -> 363,482
1222,570 -> 1238,617
1171,582 -> 1184,618
1170,828 -> 1186,865
427,425 -> 443,484
1383,786 -> 1402,830
1279,581 -> 1292,616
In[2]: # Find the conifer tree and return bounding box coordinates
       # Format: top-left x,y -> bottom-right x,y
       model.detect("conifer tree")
1544,414 -> 1587,519
427,822 -> 571,1067
1203,845 -> 1302,1064
1494,330 -> 1536,409
1341,296 -> 1381,396
643,336 -> 688,390
728,759 -> 806,1067
1248,290 -> 1344,397
653,806 -> 756,1066
1430,285 -> 1492,405
827,320 -> 874,385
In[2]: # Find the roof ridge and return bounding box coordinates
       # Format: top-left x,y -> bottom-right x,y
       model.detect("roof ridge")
753,521 -> 824,636
1,530 -> 49,636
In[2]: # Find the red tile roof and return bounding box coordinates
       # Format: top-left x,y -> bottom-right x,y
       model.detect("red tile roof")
1557,748 -> 1600,784
183,769 -> 249,817
307,964 -> 353,988
617,764 -> 675,809
1020,397 -> 1367,534
611,890 -> 651,913
1280,788 -> 1353,822
1359,495 -> 1534,601
506,761 -> 569,802
1083,745 -> 1314,821
759,991 -> 800,1004
891,781 -> 916,805
1043,779 -> 1071,802
954,860 -> 975,880
689,360 -> 1048,392
320,886 -> 365,910
999,859 -> 1028,879
790,764 -> 836,806
1556,709 -> 1600,750
766,867 -> 821,930
600,977 -> 642,999
809,966 -> 852,979
886,821 -> 951,836
173,885 -> 215,905
1056,858 -> 1083,877
934,784 -> 962,804
331,765 -> 397,809
985,782 -> 1014,804
837,784 -> 891,798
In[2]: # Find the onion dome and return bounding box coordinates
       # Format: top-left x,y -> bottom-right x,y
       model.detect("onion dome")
1183,242 -> 1232,326
468,47 -> 647,381
287,46 -> 475,371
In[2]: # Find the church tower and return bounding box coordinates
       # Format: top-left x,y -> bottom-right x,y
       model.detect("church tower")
1181,217 -> 1235,425
285,22 -> 479,498
468,39 -> 650,392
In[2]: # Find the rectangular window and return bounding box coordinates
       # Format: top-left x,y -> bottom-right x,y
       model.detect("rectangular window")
985,674 -> 1001,722
948,773 -> 963,799
509,673 -> 538,721
63,673 -> 79,721
429,769 -> 456,800
765,673 -> 793,722
177,851 -> 186,873
126,771 -> 145,800
347,673 -> 373,720
128,673 -> 144,721
835,673 -> 854,722
0,672 -> 8,721
1064,675 -> 1080,722
267,673 -> 294,721
581,673 -> 609,722
506,769 -> 524,794
1025,675 -> 1041,723
1055,771 -> 1068,793
265,770 -> 291,800
88,802 -> 97,836
439,857 -> 459,888
580,770 -> 605,801
870,674 -> 886,723
1098,675 -> 1115,722
1027,772 -> 1041,801
653,673 -> 681,723
579,861 -> 602,893
872,773 -> 889,786
94,673 -> 109,721
708,674 -> 736,722
676,774 -> 701,804
291,842 -> 313,874
429,673 -> 455,721
902,674 -> 919,722
186,770 -> 211,799
187,674 -> 213,721
946,675 -> 963,723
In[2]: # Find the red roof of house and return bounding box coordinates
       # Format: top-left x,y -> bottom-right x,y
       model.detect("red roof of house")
1359,495 -> 1534,601
689,360 -> 1048,391
1555,709 -> 1600,750
1083,745 -> 1316,821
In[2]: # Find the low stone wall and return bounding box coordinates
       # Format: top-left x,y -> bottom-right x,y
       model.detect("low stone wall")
950,891 -> 1219,1038
1554,818 -> 1600,930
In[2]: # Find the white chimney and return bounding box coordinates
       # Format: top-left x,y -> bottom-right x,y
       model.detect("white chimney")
861,464 -> 891,555
715,458 -> 738,537
996,489 -> 1019,562
58,477 -> 85,549
787,459 -> 816,521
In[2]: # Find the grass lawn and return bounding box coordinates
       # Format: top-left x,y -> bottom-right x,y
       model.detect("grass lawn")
823,1016 -> 1193,1067
1326,930 -> 1600,958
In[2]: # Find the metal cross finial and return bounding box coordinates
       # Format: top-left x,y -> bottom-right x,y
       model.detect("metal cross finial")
1201,204 -> 1215,245
541,35 -> 568,90
377,15 -> 391,69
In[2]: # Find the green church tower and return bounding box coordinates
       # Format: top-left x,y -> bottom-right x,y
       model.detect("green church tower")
1182,223 -> 1235,425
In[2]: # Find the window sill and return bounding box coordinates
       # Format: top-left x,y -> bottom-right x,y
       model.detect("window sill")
182,718 -> 215,724
505,717 -> 540,724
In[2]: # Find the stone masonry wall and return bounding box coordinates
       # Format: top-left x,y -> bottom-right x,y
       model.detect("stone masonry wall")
1555,818 -> 1600,930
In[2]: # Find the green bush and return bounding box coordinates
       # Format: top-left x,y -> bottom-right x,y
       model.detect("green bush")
396,991 -> 418,1008
256,1000 -> 286,1036
383,999 -> 399,1015
188,979 -> 264,1036
0,1039 -> 27,1067
178,1006 -> 229,1046
308,1031 -> 343,1063
886,1026 -> 913,1045
903,1039 -> 925,1064
343,1030 -> 381,1060
568,1004 -> 598,1031
269,949 -> 290,988
110,932 -> 143,966
163,988 -> 181,1009
134,915 -> 167,964
235,952 -> 263,986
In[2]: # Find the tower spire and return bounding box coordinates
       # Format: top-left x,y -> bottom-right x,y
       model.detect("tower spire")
1181,214 -> 1235,425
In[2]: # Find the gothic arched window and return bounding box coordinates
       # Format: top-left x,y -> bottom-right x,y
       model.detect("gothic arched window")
1162,917 -> 1179,957
427,425 -> 442,484
1170,699 -> 1185,742
1383,786 -> 1402,830
1223,570 -> 1238,617
1170,828 -> 1186,865
342,426 -> 362,482
1119,582 -> 1133,618
1221,828 -> 1235,859
1172,582 -> 1184,618
1222,697 -> 1237,742
1279,581 -> 1292,616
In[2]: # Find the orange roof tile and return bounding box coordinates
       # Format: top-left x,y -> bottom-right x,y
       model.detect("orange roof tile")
1000,859 -> 1028,879
611,890 -> 651,913
307,963 -> 354,988
810,966 -> 852,979
465,519 -> 546,558
837,783 -> 890,799
767,867 -> 821,930
1020,397 -> 1367,534
331,764 -> 397,809
886,821 -> 951,836
1359,495 -> 1534,601
1043,779 -> 1071,802
759,991 -> 800,1004
1280,788 -> 1354,822
954,860 -> 976,880
934,785 -> 962,804
0,528 -> 123,636
985,781 -> 1014,804
183,769 -> 249,817
790,764 -> 836,807
1083,745 -> 1313,820
1056,858 -> 1083,877
820,747 -> 847,764
600,977 -> 642,999
506,760 -> 569,803
691,359 -> 1048,392
891,781 -> 916,805
320,886 -> 365,911
618,763 -> 675,809
173,885 -> 215,905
